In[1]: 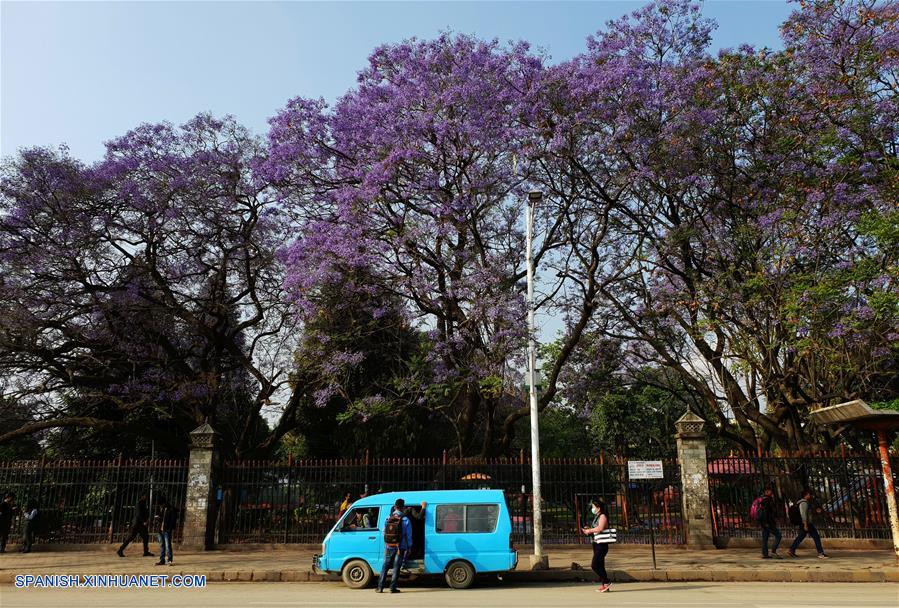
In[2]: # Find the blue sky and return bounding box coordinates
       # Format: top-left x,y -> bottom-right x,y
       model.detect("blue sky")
2,1 -> 794,162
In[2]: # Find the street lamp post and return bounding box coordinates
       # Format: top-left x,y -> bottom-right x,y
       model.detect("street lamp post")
526,190 -> 547,569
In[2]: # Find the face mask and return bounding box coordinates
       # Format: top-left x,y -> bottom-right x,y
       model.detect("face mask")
591,506 -> 599,515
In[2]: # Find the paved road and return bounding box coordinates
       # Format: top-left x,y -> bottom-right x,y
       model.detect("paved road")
1,581 -> 897,608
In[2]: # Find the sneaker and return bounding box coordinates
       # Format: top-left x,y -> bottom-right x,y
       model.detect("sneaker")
818,553 -> 830,559
168,561 -> 174,566
375,589 -> 383,593
787,550 -> 797,558
155,561 -> 165,566
143,552 -> 154,557
761,555 -> 772,559
390,588 -> 401,593
771,552 -> 783,559
116,549 -> 125,558
597,584 -> 611,593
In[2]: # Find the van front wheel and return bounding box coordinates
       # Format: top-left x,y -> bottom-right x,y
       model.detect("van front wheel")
342,559 -> 373,589
445,560 -> 475,589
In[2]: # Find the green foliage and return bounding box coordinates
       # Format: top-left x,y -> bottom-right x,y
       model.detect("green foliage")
511,407 -> 592,458
0,404 -> 40,460
871,398 -> 899,412
478,375 -> 505,399
589,384 -> 683,460
858,210 -> 899,250
541,408 -> 593,457
276,431 -> 309,460
289,275 -> 454,457
0,440 -> 40,461
78,483 -> 111,516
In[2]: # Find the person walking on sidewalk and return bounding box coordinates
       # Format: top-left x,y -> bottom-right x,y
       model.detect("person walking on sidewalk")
788,488 -> 829,558
756,486 -> 782,559
581,498 -> 616,593
117,493 -> 152,558
376,499 -> 412,594
20,499 -> 39,553
0,493 -> 17,554
153,495 -> 178,566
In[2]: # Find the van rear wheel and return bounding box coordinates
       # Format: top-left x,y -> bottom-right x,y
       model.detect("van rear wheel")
342,559 -> 373,589
445,560 -> 475,589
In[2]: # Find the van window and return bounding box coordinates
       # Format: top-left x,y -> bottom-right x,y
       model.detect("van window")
340,507 -> 380,531
466,504 -> 500,532
436,504 -> 499,533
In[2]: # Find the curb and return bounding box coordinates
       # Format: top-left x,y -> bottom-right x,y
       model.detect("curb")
2,568 -> 897,585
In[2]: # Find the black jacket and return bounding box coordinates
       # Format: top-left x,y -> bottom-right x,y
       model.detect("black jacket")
155,505 -> 178,533
759,495 -> 778,528
0,501 -> 13,530
132,498 -> 149,526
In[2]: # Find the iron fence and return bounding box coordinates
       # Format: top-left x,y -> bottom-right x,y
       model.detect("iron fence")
217,455 -> 684,545
0,458 -> 187,544
708,452 -> 899,540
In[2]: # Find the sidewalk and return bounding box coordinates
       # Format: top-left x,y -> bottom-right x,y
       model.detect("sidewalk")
1,545 -> 896,584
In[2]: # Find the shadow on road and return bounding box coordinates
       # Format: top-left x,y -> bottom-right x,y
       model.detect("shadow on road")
381,575 -> 715,593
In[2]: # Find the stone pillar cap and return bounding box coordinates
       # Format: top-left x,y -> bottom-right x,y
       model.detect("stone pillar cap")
675,410 -> 706,438
189,422 -> 218,448
190,422 -> 217,436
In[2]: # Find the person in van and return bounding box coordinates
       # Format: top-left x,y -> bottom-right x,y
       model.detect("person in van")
376,499 -> 413,593
440,505 -> 463,533
347,508 -> 375,530
399,500 -> 427,572
581,498 -> 615,593
788,488 -> 829,558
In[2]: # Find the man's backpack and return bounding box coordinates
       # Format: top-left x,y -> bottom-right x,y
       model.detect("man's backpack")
750,496 -> 766,524
27,509 -> 47,535
788,501 -> 803,526
383,512 -> 403,545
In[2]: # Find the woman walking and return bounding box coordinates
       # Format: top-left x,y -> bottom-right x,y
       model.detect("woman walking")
582,498 -> 615,593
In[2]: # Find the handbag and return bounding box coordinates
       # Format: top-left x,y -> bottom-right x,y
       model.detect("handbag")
593,528 -> 617,544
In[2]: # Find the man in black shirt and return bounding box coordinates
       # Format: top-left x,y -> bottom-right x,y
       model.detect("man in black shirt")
758,486 -> 782,559
154,495 -> 178,566
117,493 -> 152,557
0,493 -> 16,553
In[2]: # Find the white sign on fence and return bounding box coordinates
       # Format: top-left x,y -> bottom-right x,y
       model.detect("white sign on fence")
627,460 -> 664,480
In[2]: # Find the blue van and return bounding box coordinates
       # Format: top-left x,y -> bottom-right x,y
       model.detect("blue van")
313,489 -> 518,589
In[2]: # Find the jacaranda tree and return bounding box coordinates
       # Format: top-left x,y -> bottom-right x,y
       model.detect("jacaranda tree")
571,0 -> 898,451
0,116 -> 299,456
264,34 -> 553,455
0,0 -> 895,457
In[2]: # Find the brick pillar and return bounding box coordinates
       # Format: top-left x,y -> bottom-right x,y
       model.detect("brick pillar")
675,411 -> 715,549
181,422 -> 219,549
